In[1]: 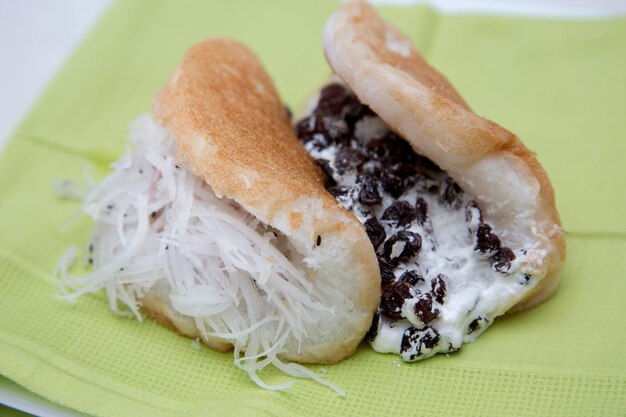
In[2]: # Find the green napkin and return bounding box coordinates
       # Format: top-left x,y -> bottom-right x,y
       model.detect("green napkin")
1,1 -> 625,416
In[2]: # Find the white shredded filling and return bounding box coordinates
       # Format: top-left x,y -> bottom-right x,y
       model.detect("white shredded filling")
56,115 -> 344,396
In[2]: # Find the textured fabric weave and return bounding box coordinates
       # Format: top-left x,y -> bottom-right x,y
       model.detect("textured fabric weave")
0,1 -> 625,416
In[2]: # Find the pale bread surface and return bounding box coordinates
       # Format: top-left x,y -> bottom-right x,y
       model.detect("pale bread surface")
323,1 -> 565,313
144,39 -> 380,364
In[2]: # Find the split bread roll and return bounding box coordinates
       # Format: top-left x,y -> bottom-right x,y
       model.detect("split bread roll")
323,1 -> 565,310
292,1 -> 566,361
149,39 -> 380,363
59,38 -> 379,393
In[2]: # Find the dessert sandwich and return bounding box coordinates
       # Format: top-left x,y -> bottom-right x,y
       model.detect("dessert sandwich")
294,1 -> 565,361
58,0 -> 565,395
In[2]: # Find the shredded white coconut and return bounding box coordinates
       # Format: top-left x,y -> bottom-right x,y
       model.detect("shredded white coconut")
56,114 -> 344,396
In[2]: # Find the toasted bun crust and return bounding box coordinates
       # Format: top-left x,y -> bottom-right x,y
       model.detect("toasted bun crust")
323,1 -> 565,312
147,39 -> 380,364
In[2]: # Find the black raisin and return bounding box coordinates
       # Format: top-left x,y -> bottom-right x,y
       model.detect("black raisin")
295,116 -> 323,141
328,185 -> 350,198
316,235 -> 322,246
383,231 -> 422,263
343,98 -> 372,129
365,138 -> 392,160
413,293 -> 439,325
399,270 -> 424,286
383,133 -> 418,165
315,83 -> 353,117
365,310 -> 381,342
440,177 -> 464,209
377,254 -> 396,285
431,274 -> 447,304
305,132 -> 330,150
382,201 -> 414,227
382,201 -> 417,228
415,197 -> 429,225
493,247 -> 516,272
465,201 -> 483,233
364,217 -> 386,250
468,316 -> 489,334
357,174 -> 382,206
475,223 -> 501,256
380,280 -> 412,320
400,326 -> 440,361
335,147 -> 365,174
379,169 -> 405,198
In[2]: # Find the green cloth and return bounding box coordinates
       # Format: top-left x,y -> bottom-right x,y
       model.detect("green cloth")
1,1 -> 625,416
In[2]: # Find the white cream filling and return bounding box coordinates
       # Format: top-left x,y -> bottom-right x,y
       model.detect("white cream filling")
305,111 -> 536,361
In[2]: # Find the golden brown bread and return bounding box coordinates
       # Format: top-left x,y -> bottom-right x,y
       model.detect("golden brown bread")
323,1 -> 565,313
146,39 -> 381,363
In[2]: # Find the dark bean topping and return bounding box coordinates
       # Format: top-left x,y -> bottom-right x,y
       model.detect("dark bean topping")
492,247 -> 516,273
357,174 -> 382,206
379,169 -> 405,198
316,235 -> 322,247
440,177 -> 464,209
315,158 -> 336,188
468,316 -> 490,334
399,270 -> 424,286
382,201 -> 416,228
383,231 -> 422,263
364,217 -> 386,250
327,185 -> 350,198
380,280 -> 412,320
365,310 -> 381,342
415,197 -> 429,226
413,293 -> 439,325
376,254 -> 396,285
335,147 -> 365,174
431,274 -> 447,304
400,326 -> 440,361
475,223 -> 501,256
